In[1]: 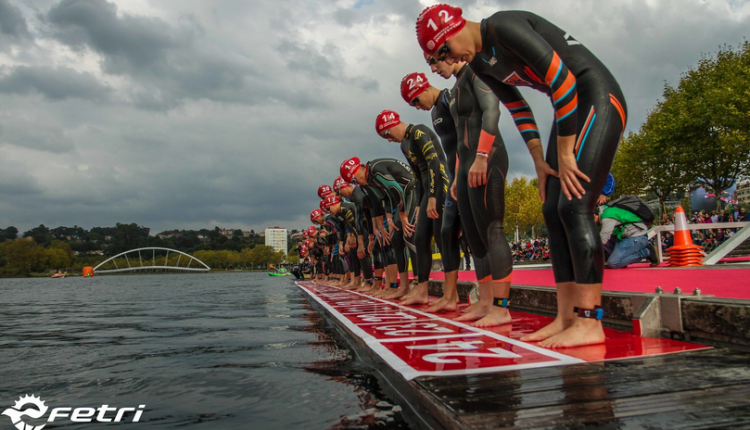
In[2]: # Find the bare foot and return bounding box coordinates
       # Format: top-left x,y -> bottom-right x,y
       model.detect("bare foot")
473,308 -> 512,328
454,306 -> 490,322
520,317 -> 570,342
425,296 -> 458,313
401,293 -> 430,306
539,319 -> 605,348
461,303 -> 479,314
400,290 -> 416,302
385,288 -> 409,300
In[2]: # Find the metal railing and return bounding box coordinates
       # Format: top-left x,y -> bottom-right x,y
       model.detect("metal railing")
647,222 -> 750,265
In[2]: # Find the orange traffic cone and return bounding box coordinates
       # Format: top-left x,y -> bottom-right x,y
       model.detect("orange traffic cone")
665,206 -> 704,267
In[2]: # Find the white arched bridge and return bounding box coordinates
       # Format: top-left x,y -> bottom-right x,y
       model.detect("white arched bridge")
93,247 -> 211,274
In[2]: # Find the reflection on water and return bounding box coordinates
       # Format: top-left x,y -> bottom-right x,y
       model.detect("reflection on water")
0,273 -> 409,429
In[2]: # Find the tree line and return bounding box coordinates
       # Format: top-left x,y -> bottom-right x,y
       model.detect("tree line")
611,42 -> 750,214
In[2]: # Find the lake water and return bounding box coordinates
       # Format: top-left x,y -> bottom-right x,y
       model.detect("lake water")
0,272 -> 409,429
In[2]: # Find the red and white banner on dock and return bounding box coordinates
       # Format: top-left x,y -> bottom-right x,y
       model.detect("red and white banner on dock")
297,281 -> 584,380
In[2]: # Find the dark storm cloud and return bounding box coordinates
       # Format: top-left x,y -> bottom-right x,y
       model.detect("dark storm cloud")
1,0 -> 749,235
278,37 -> 379,92
0,0 -> 30,39
47,0 -> 186,71
46,0 -> 258,110
0,65 -> 111,101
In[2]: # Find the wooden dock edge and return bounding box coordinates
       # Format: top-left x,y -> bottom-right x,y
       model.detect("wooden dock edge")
300,286 -> 469,430
428,280 -> 750,349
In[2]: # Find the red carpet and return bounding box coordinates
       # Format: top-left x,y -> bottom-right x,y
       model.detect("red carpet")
429,265 -> 750,300
298,282 -> 709,380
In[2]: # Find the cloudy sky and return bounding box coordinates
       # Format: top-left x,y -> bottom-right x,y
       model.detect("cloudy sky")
1,0 -> 748,234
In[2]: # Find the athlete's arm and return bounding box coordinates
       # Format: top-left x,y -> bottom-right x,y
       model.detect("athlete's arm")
415,126 -> 441,198
491,14 -> 588,199
492,14 -> 577,138
469,76 -> 503,187
477,75 -> 541,142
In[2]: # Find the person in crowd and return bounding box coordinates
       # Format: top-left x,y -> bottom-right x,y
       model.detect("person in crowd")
596,201 -> 659,268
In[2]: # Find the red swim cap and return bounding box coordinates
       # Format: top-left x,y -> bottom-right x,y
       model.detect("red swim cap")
333,177 -> 348,192
302,231 -> 308,238
375,110 -> 400,133
307,226 -> 317,235
310,209 -> 324,223
319,200 -> 327,211
318,184 -> 334,199
340,157 -> 361,182
300,246 -> 308,257
322,195 -> 341,210
304,239 -> 313,248
416,4 -> 465,56
401,72 -> 430,103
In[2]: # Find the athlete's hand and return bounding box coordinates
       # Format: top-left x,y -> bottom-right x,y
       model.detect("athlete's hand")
559,152 -> 589,200
597,194 -> 608,206
367,239 -> 374,254
387,218 -> 399,237
357,245 -> 365,259
400,213 -> 416,237
469,156 -> 488,187
427,197 -> 439,219
450,180 -> 457,201
534,159 -> 559,202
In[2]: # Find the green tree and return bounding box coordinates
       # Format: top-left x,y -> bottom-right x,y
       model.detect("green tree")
668,42 -> 750,209
4,238 -> 47,273
504,177 -> 544,238
45,248 -> 71,270
0,226 -> 18,241
49,240 -> 75,265
23,225 -> 53,247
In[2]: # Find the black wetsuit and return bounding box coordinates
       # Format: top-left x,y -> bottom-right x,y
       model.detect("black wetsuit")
323,214 -> 347,275
359,184 -> 395,270
339,200 -> 364,280
399,124 -> 449,283
450,64 -> 513,282
349,186 -> 380,279
366,158 -> 418,273
432,88 -> 462,273
470,11 -> 627,284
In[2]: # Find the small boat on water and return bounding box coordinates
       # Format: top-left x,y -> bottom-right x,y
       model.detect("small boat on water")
268,267 -> 290,277
51,272 -> 67,278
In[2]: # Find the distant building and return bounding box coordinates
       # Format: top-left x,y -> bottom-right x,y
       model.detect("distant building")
737,181 -> 750,206
265,227 -> 287,254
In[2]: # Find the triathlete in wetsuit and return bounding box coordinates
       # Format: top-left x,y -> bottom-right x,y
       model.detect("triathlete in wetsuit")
309,209 -> 327,280
326,192 -> 363,290
340,159 -> 401,296
342,157 -> 417,299
334,177 -> 376,291
417,4 -> 628,347
377,107 -> 448,305
447,63 -> 516,328
318,185 -> 344,285
419,58 -> 463,313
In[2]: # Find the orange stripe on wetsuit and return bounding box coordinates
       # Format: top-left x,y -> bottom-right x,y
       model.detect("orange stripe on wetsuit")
544,51 -> 578,136
610,94 -> 627,128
